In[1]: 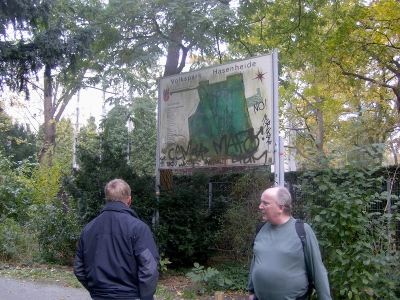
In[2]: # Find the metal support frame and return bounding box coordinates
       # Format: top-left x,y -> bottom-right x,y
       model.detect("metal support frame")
272,50 -> 283,186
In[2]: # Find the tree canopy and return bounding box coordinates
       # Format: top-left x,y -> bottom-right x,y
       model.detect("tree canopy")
0,0 -> 106,162
1,0 -> 399,169
229,0 -> 400,167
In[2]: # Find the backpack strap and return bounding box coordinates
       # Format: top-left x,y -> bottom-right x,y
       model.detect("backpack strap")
255,221 -> 267,235
295,220 -> 315,298
252,220 -> 315,298
252,222 -> 266,248
295,220 -> 307,250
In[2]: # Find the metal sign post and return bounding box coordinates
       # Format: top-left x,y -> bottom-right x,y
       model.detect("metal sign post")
272,50 -> 283,186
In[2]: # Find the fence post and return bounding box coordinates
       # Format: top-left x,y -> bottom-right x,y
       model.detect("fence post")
209,182 -> 213,212
214,291 -> 224,300
387,177 -> 392,244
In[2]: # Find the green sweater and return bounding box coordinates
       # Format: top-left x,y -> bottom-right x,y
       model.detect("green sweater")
248,217 -> 331,300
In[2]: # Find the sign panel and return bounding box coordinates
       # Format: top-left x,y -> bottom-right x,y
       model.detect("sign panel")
157,54 -> 275,169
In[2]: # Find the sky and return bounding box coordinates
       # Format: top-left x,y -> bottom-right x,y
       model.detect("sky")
2,86 -> 107,133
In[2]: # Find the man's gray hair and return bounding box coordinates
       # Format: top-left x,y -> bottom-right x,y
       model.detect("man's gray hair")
274,186 -> 293,215
104,179 -> 131,203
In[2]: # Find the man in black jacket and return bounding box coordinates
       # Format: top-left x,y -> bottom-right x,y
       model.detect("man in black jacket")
74,179 -> 159,300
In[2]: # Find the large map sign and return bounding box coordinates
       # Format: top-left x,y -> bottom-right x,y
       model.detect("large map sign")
157,53 -> 276,169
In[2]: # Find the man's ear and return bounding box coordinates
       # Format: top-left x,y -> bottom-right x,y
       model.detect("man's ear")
126,196 -> 132,207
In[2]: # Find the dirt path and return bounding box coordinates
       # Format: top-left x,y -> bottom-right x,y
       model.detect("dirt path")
0,275 -> 248,300
158,275 -> 248,300
0,276 -> 92,300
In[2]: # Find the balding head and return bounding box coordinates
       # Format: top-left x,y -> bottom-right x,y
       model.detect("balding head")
259,186 -> 292,224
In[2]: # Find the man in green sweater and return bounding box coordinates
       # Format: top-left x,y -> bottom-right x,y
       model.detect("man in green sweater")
248,186 -> 331,300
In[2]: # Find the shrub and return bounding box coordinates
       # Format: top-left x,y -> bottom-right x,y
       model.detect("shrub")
212,171 -> 271,260
187,263 -> 220,284
29,201 -> 82,265
67,139 -> 157,225
299,161 -> 400,299
186,262 -> 249,294
156,172 -> 228,267
0,217 -> 37,262
0,154 -> 35,224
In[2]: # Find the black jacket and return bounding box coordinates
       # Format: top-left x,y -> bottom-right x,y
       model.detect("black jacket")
74,201 -> 159,300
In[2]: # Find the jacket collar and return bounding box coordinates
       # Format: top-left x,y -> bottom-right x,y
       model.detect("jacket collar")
101,201 -> 139,219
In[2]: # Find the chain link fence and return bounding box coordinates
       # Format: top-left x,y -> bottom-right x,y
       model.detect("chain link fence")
207,168 -> 400,250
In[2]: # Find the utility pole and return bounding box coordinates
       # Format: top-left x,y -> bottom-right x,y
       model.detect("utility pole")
72,91 -> 80,169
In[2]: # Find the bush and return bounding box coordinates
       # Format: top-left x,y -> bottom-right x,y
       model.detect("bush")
212,171 -> 271,261
186,261 -> 249,294
0,217 -> 37,262
299,162 -> 400,299
67,139 -> 157,225
29,201 -> 82,265
156,172 -> 228,267
0,154 -> 35,224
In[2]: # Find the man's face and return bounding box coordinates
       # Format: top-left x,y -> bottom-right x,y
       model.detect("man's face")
259,190 -> 282,224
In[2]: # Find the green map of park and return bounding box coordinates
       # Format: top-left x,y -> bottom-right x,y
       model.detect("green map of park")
159,54 -> 274,168
188,73 -> 261,158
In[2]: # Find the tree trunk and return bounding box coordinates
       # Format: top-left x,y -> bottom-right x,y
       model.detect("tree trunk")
163,22 -> 185,77
39,64 -> 57,164
315,107 -> 324,154
160,21 -> 185,189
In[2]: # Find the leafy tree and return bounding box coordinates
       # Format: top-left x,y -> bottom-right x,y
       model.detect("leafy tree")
53,118 -> 74,170
100,104 -> 130,158
129,96 -> 157,176
27,118 -> 74,206
77,116 -> 98,152
101,0 -> 236,187
69,105 -> 156,224
2,0 -> 237,170
231,0 -> 399,168
0,0 -> 106,163
101,0 -> 235,86
330,0 -> 400,113
0,107 -> 38,165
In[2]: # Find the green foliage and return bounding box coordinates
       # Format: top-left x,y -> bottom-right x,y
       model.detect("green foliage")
156,172 -> 228,267
129,95 -> 157,176
70,106 -> 135,222
68,138 -> 156,225
186,262 -> 220,283
29,201 -> 82,265
213,197 -> 258,260
102,0 -> 235,91
29,159 -> 65,205
186,263 -> 225,294
0,217 -> 37,262
28,119 -> 74,204
213,171 -> 271,260
75,116 -> 99,165
158,255 -> 172,274
100,105 -> 130,154
0,153 -> 35,223
0,109 -> 38,165
67,106 -> 157,225
299,150 -> 400,299
216,261 -> 250,292
186,262 -> 249,294
232,0 -> 399,168
0,0 -> 102,95
53,118 -> 74,171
